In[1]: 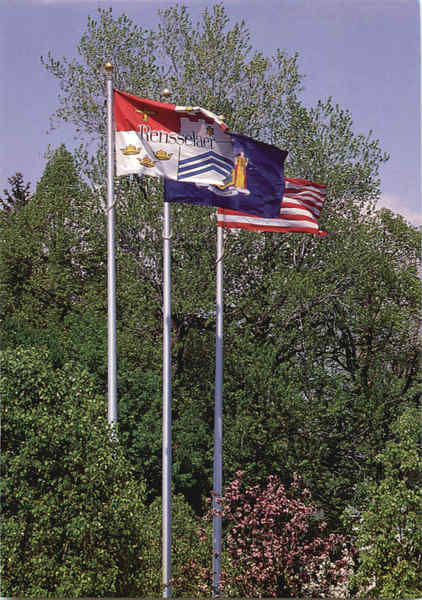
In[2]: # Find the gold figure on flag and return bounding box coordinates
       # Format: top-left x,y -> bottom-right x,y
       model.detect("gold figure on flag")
137,156 -> 156,167
216,152 -> 249,193
154,150 -> 173,161
233,152 -> 248,189
121,144 -> 141,155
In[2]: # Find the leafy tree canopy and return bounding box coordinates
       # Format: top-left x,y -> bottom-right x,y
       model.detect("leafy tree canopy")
42,4 -> 388,212
2,0 -> 419,540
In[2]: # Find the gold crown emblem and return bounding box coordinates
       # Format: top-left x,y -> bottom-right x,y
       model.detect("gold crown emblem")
121,144 -> 141,155
154,150 -> 173,161
137,156 -> 156,168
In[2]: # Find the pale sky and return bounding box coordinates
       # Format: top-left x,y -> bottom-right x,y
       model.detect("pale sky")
1,0 -> 420,224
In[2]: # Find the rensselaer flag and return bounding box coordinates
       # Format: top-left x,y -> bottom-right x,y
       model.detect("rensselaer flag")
115,89 -> 230,182
114,89 -> 288,218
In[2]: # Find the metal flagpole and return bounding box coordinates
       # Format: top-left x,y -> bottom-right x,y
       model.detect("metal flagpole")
162,199 -> 172,597
105,62 -> 117,428
212,222 -> 224,596
162,85 -> 173,598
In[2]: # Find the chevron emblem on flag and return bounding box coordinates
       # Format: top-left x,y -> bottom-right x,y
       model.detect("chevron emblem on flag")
177,151 -> 234,182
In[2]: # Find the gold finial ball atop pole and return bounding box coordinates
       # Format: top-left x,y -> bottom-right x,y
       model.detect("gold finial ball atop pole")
161,87 -> 171,98
104,62 -> 113,72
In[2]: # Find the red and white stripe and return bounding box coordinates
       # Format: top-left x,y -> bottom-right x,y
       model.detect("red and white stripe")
217,177 -> 327,236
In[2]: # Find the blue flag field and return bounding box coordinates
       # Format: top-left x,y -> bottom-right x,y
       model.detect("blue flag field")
165,132 -> 288,218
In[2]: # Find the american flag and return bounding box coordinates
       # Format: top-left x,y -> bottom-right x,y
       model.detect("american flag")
217,177 -> 327,236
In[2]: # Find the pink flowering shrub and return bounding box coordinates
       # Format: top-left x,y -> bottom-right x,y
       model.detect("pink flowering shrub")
173,472 -> 355,597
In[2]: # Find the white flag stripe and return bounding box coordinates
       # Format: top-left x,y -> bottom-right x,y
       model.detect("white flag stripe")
282,198 -> 321,217
285,188 -> 325,201
286,191 -> 324,206
280,206 -> 319,221
285,181 -> 325,196
285,182 -> 325,198
217,213 -> 318,229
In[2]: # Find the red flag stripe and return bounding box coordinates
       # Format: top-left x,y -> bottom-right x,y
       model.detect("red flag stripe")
217,212 -> 318,227
114,89 -> 228,132
285,177 -> 326,191
285,179 -> 325,201
285,188 -> 325,202
217,207 -> 317,221
285,183 -> 326,195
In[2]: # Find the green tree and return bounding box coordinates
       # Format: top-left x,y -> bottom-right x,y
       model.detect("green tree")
0,145 -> 105,335
1,345 -> 147,596
42,4 -> 303,143
0,172 -> 32,215
221,207 -> 420,524
350,406 -> 422,598
33,2 -> 420,523
1,344 -> 202,597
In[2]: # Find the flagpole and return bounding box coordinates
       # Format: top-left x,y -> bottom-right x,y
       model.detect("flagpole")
212,222 -> 224,596
162,199 -> 172,597
105,62 -> 117,428
161,87 -> 173,599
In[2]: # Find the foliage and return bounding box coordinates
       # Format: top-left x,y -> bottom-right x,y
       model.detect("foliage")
280,96 -> 389,207
0,145 -> 105,333
0,6 -> 420,595
0,172 -> 32,215
141,493 -> 208,595
0,344 -> 203,597
220,206 -> 421,525
41,4 -> 303,143
174,473 -> 355,598
1,345 -> 147,596
350,406 -> 422,599
1,1 -> 417,524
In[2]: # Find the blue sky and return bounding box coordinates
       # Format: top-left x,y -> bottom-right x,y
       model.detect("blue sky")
1,0 -> 420,224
